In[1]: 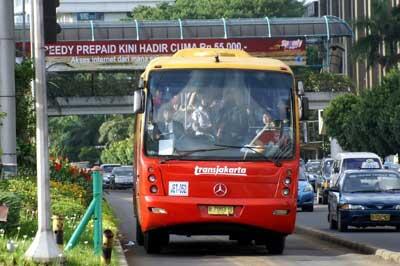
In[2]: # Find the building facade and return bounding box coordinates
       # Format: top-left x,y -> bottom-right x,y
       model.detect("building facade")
315,0 -> 400,90
14,0 -> 174,24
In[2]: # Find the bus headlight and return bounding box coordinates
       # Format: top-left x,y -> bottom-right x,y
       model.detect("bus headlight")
150,185 -> 158,193
282,188 -> 290,196
148,175 -> 157,183
283,177 -> 291,186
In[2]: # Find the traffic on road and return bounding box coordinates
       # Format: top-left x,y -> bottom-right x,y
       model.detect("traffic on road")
99,152 -> 400,266
106,190 -> 399,266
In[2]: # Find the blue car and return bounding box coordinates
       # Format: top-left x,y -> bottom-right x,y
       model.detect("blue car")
298,168 -> 315,212
328,170 -> 400,232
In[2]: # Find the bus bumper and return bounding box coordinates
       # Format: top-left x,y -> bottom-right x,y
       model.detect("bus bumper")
139,195 -> 296,235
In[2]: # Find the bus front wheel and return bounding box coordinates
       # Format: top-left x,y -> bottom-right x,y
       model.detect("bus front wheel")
265,234 -> 286,255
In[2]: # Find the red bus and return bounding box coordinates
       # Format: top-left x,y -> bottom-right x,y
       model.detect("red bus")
133,48 -> 307,254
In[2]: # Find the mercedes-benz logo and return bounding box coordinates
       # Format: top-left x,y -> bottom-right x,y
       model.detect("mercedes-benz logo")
213,183 -> 228,197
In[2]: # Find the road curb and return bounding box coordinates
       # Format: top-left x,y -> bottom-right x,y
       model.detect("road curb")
114,239 -> 129,266
296,225 -> 400,264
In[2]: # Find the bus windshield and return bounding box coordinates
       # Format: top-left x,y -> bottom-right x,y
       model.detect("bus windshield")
144,69 -> 294,161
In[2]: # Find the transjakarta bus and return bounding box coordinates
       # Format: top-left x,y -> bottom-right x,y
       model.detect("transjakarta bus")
132,48 -> 307,254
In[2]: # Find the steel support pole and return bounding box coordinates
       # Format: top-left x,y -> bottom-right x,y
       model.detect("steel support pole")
22,0 -> 26,57
0,0 -> 17,176
30,0 -> 35,97
93,169 -> 103,254
24,0 -> 62,262
64,199 -> 96,251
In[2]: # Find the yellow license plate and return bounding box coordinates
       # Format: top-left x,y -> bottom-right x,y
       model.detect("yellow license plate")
370,214 -> 390,222
207,206 -> 234,216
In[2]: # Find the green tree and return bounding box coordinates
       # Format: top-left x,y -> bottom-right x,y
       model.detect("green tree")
324,69 -> 400,157
98,115 -> 134,145
301,70 -> 355,92
100,138 -> 133,165
15,61 -> 35,168
49,115 -> 105,162
352,0 -> 400,69
324,93 -> 360,151
132,0 -> 305,20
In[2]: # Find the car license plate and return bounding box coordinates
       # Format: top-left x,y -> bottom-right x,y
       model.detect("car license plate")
168,181 -> 189,196
207,206 -> 234,216
370,214 -> 390,222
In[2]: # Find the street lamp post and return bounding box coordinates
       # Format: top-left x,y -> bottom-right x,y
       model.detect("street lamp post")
0,0 -> 18,179
24,0 -> 62,262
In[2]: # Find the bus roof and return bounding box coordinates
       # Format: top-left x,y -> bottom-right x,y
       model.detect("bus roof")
145,48 -> 293,74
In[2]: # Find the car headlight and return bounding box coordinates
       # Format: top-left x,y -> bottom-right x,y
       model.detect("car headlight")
303,185 -> 313,192
340,204 -> 365,210
395,205 -> 400,210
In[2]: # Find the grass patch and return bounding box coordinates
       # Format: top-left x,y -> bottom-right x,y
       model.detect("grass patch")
0,175 -> 122,266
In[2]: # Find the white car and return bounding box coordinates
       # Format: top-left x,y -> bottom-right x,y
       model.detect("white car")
330,152 -> 383,187
110,166 -> 134,189
100,164 -> 121,187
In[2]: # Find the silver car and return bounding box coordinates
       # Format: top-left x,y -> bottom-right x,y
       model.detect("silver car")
100,163 -> 121,187
110,166 -> 134,189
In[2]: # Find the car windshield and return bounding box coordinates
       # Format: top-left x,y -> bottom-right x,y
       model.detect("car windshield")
145,69 -> 295,161
342,172 -> 400,193
305,162 -> 320,173
103,166 -> 118,173
322,160 -> 333,177
114,169 -> 133,176
342,158 -> 381,171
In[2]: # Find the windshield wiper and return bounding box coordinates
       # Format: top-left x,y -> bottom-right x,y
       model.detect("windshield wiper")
159,147 -> 228,163
349,190 -> 381,193
213,143 -> 282,167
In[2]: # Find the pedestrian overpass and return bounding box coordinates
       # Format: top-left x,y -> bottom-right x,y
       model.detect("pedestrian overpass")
15,16 -> 353,116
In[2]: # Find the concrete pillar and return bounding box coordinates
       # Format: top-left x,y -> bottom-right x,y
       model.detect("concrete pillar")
0,0 -> 17,175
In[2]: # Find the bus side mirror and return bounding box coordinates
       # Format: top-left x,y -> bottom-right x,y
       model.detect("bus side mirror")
300,96 -> 309,121
138,77 -> 145,90
297,81 -> 304,96
133,89 -> 145,114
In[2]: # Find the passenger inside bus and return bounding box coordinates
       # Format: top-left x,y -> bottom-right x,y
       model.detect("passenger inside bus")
191,92 -> 212,134
216,87 -> 250,145
154,106 -> 185,141
249,111 -> 280,147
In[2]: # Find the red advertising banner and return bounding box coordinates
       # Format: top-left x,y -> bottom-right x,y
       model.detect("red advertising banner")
44,38 -> 304,57
18,38 -> 306,70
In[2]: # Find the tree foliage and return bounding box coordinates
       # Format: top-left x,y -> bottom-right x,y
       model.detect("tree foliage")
324,93 -> 360,151
98,115 -> 135,145
351,1 -> 400,69
324,69 -> 400,157
15,61 -> 35,168
301,70 -> 355,92
131,0 -> 305,20
49,115 -> 105,163
100,138 -> 133,165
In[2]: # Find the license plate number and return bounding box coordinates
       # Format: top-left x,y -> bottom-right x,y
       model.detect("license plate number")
207,206 -> 234,216
168,182 -> 189,196
370,214 -> 390,221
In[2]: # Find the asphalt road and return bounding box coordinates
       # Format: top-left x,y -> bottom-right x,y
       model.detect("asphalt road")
297,204 -> 400,252
105,190 -> 397,266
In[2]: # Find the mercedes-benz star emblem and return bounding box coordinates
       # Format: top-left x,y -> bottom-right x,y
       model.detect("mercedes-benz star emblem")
213,183 -> 228,197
